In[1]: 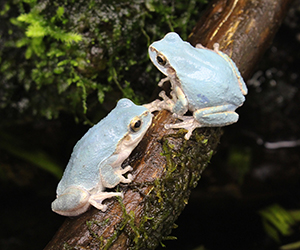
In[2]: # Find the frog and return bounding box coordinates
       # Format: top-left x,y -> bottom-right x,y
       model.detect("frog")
146,32 -> 248,140
51,98 -> 152,216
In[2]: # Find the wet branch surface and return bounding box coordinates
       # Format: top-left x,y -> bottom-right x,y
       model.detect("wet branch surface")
44,0 -> 294,249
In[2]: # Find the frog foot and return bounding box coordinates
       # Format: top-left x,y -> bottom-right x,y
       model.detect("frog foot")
89,192 -> 124,212
143,99 -> 163,113
143,91 -> 177,113
213,43 -> 220,52
160,90 -> 178,102
157,90 -> 176,111
165,115 -> 200,140
158,76 -> 171,87
116,165 -> 133,184
51,187 -> 91,216
196,42 -> 220,53
195,43 -> 205,49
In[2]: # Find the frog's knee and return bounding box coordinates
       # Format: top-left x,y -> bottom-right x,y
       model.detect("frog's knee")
52,187 -> 90,216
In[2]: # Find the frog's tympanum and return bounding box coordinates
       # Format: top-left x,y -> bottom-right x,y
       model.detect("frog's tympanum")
52,99 -> 152,216
146,32 -> 248,139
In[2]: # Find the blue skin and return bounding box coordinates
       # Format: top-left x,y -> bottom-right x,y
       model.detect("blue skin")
52,98 -> 152,216
147,32 -> 248,139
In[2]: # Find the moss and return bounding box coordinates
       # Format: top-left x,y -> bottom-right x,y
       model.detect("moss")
89,128 -> 221,249
86,218 -> 110,247
0,0 -> 208,124
136,128 -> 221,249
62,242 -> 76,250
227,146 -> 251,184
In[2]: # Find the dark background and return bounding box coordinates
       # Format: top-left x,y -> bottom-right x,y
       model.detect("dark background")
1,1 -> 300,250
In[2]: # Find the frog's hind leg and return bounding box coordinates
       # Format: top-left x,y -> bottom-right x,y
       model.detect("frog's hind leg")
192,104 -> 239,125
100,163 -> 133,189
166,104 -> 239,140
89,192 -> 124,212
193,110 -> 239,127
51,187 -> 91,216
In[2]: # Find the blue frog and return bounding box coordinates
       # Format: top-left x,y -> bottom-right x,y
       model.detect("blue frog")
146,32 -> 247,139
52,98 -> 152,216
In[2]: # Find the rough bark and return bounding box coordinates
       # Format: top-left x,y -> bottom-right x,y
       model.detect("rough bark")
44,0 -> 294,249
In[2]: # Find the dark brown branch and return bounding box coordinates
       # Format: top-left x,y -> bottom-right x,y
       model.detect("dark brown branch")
44,0 -> 293,249
189,0 -> 293,79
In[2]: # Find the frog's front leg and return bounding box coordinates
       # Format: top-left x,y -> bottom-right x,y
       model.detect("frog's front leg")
156,90 -> 176,111
88,163 -> 133,212
157,76 -> 188,115
100,162 -> 133,189
115,165 -> 133,184
142,90 -> 176,113
171,86 -> 188,115
143,85 -> 188,116
196,42 -> 220,52
195,43 -> 205,49
51,186 -> 91,216
156,86 -> 188,116
143,99 -> 163,113
158,76 -> 171,87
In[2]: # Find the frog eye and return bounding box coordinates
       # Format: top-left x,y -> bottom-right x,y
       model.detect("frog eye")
156,54 -> 166,66
130,118 -> 142,132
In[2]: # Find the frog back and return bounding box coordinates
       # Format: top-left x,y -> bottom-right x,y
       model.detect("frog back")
167,45 -> 246,109
177,47 -> 246,109
56,101 -> 140,195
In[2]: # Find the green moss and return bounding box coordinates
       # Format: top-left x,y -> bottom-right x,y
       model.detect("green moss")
0,0 -> 208,124
130,128 -> 221,249
86,218 -> 109,246
62,242 -> 76,250
227,146 -> 251,184
89,128 -> 221,249
259,204 -> 297,243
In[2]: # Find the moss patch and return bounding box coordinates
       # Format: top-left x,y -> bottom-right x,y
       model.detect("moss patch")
0,0 -> 208,124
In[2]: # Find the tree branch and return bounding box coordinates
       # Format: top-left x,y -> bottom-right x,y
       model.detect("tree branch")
44,0 -> 293,249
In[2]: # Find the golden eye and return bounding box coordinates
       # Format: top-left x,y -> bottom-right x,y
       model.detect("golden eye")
156,54 -> 166,66
130,118 -> 142,132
